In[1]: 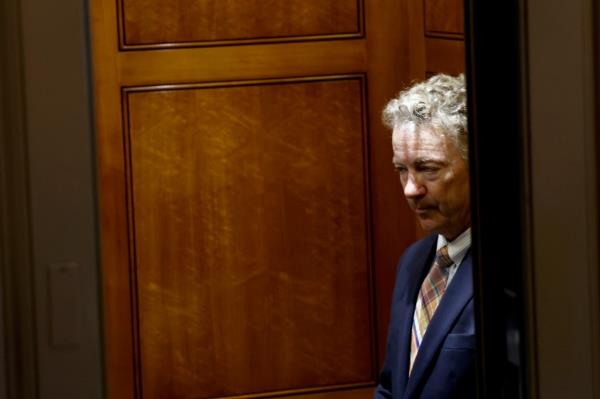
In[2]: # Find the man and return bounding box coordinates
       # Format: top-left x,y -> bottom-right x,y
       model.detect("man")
374,74 -> 475,399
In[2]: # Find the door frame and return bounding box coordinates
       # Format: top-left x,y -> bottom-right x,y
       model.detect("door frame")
0,0 -> 38,395
0,0 -> 105,397
466,0 -> 600,397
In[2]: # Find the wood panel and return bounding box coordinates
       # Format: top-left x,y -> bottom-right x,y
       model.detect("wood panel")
291,387 -> 375,399
425,37 -> 465,76
120,0 -> 362,48
424,0 -> 464,37
91,0 -> 420,396
124,77 -> 374,398
117,41 -> 367,86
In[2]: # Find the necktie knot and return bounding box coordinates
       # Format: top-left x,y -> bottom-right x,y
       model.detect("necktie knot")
435,245 -> 453,269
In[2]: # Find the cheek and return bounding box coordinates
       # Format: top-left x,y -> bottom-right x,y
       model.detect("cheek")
442,170 -> 470,203
435,177 -> 466,211
446,177 -> 470,211
434,172 -> 458,206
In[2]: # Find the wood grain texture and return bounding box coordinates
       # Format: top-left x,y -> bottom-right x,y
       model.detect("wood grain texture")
425,37 -> 465,76
91,0 -> 419,395
90,0 -> 137,396
424,0 -> 464,36
291,386 -> 375,399
125,78 -> 373,398
118,41 -> 367,87
121,0 -> 361,47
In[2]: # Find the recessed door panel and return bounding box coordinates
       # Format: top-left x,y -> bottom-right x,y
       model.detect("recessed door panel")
125,78 -> 374,398
121,0 -> 362,47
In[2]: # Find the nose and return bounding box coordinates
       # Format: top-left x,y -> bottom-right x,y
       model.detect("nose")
403,174 -> 426,198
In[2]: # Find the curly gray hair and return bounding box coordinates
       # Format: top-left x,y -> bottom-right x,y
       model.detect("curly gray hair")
382,73 -> 468,159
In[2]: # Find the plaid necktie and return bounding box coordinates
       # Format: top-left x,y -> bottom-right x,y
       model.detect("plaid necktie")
409,245 -> 454,374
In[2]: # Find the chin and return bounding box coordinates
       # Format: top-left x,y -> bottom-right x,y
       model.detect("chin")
418,221 -> 441,235
418,218 -> 450,236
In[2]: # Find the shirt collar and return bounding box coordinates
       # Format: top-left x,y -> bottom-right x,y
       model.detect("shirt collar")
436,227 -> 472,266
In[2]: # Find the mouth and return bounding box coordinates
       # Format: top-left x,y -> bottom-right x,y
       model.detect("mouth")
415,207 -> 436,215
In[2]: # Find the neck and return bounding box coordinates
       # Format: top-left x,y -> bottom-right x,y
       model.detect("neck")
442,226 -> 470,242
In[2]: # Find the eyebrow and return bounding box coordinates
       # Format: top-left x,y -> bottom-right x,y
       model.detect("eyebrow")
414,158 -> 446,165
392,158 -> 405,168
392,157 -> 448,168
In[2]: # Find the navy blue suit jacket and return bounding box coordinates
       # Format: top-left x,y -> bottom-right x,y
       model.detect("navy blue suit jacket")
374,235 -> 476,399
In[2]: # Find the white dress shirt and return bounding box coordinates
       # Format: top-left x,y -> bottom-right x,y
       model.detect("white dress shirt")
436,227 -> 472,286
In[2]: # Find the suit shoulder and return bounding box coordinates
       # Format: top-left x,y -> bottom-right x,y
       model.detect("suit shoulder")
400,234 -> 437,262
393,234 -> 437,278
388,234 -> 437,304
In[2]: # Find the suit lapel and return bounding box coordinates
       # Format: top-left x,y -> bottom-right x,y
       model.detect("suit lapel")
404,252 -> 473,399
394,236 -> 437,397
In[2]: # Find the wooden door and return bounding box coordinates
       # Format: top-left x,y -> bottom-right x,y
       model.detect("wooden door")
423,0 -> 465,76
90,1 -> 422,398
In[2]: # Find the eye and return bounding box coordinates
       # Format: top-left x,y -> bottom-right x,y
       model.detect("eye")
418,164 -> 441,177
394,165 -> 408,174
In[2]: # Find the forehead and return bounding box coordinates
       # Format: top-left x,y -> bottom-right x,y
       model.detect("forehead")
392,123 -> 454,160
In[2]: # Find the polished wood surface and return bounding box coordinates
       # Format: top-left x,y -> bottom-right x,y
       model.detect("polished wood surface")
425,37 -> 465,76
424,0 -> 464,36
90,0 -> 136,396
90,0 -> 419,396
121,0 -> 361,46
118,41 -> 367,86
290,386 -> 376,399
126,78 -> 373,398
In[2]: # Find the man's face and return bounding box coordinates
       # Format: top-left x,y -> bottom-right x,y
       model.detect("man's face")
392,123 -> 470,240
